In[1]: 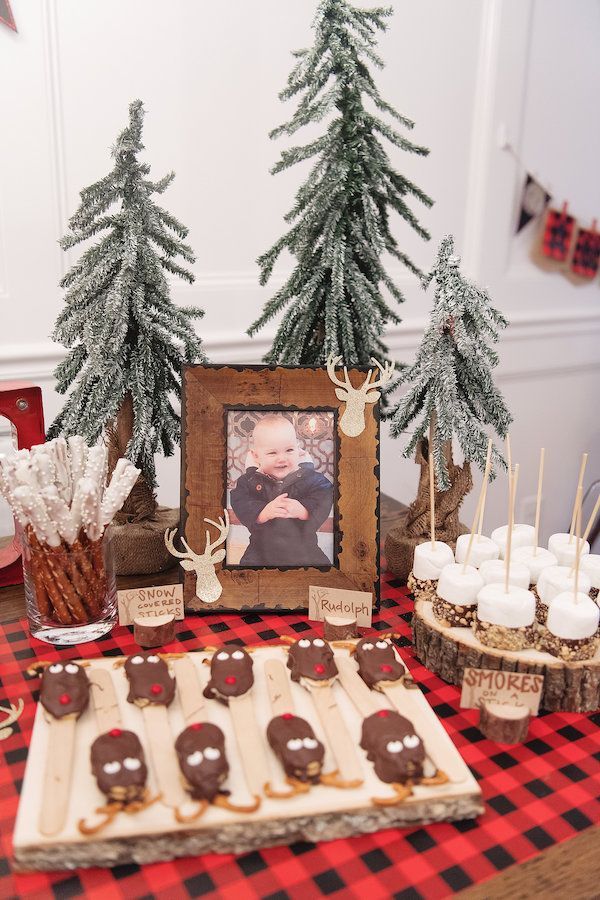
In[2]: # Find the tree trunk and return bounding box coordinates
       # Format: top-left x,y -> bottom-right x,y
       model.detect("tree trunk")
384,436 -> 472,580
107,393 -> 157,523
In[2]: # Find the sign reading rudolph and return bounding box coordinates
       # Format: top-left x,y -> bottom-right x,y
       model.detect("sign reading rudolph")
179,364 -> 381,613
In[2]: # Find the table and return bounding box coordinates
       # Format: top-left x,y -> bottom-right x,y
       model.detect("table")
1,496 -> 598,899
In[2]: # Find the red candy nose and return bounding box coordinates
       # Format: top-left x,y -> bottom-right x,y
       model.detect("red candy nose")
109,728 -> 122,737
191,722 -> 203,731
150,683 -> 163,695
225,675 -> 237,685
380,664 -> 393,673
59,693 -> 71,706
377,709 -> 389,718
282,713 -> 294,720
314,663 -> 325,675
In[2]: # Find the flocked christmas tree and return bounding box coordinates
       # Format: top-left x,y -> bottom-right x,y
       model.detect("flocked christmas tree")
48,100 -> 205,522
385,236 -> 512,575
248,0 -> 432,365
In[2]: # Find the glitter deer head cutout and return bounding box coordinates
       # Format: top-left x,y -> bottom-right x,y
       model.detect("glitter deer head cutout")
326,355 -> 395,437
164,510 -> 230,604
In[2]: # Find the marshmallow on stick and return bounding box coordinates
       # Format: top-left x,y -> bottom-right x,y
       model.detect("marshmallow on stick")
408,541 -> 454,601
432,563 -> 484,627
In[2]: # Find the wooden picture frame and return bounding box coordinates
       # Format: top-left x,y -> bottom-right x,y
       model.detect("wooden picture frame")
179,364 -> 380,612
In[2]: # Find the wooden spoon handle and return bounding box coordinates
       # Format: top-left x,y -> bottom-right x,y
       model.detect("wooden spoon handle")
264,659 -> 295,716
309,684 -> 364,784
39,716 -> 76,836
335,657 -> 378,719
141,705 -> 187,808
173,657 -> 206,725
89,668 -> 121,732
229,692 -> 271,796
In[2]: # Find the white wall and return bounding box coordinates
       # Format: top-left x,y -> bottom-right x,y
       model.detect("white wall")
1,0 -> 599,544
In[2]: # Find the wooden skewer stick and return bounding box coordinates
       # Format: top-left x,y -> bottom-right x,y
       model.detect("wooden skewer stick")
573,488 -> 583,602
504,463 -> 519,594
570,495 -> 600,576
506,434 -> 513,489
429,450 -> 436,550
229,692 -> 273,797
533,447 -> 545,557
39,716 -> 77,836
301,677 -> 364,786
173,657 -> 206,725
477,440 -> 493,538
463,440 -> 492,572
569,453 -> 588,543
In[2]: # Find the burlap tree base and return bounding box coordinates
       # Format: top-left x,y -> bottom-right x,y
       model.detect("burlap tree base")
111,507 -> 179,576
384,438 -> 472,583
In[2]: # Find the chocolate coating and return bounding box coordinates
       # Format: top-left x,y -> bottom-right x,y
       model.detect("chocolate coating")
267,713 -> 325,783
360,710 -> 425,784
286,637 -> 338,683
91,729 -> 148,802
124,652 -> 175,707
203,647 -> 254,703
40,661 -> 90,720
354,637 -> 405,688
175,722 -> 229,801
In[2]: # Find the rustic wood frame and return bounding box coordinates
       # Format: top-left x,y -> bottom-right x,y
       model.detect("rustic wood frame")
180,364 -> 380,612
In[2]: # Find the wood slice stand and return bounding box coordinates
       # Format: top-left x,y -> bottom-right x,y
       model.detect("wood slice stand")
413,599 -> 600,713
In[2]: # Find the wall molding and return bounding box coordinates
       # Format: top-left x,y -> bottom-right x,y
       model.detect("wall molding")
1,306 -> 599,383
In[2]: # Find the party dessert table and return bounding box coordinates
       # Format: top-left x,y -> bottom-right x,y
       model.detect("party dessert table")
0,498 -> 599,900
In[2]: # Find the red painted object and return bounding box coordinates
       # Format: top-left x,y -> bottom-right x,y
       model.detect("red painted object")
0,382 -> 45,587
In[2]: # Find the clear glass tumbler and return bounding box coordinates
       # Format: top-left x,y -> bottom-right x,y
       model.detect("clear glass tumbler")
22,525 -> 117,644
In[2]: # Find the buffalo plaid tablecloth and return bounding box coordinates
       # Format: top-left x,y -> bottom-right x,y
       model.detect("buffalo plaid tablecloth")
1,570 -> 599,900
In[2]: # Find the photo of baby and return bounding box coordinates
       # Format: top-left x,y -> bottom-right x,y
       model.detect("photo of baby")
226,410 -> 335,567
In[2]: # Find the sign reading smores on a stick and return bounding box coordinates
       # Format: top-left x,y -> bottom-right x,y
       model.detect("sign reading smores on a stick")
308,585 -> 373,628
460,667 -> 544,715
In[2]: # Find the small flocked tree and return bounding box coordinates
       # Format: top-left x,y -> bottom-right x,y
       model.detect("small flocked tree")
248,0 -> 432,365
385,236 -> 512,574
48,100 -> 205,521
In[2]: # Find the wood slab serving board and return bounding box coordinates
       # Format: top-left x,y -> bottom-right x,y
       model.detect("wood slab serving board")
13,644 -> 482,871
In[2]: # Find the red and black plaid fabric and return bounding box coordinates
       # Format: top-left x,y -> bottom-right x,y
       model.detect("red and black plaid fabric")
541,208 -> 575,261
1,570 -> 599,899
571,227 -> 600,278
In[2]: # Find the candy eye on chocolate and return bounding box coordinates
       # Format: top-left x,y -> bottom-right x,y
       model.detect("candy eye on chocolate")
376,640 -> 389,649
303,737 -> 318,750
65,663 -> 79,674
386,740 -> 404,754
49,663 -> 63,674
130,656 -> 144,665
147,655 -> 160,663
187,750 -> 204,766
286,738 -> 303,751
231,650 -> 244,660
313,638 -> 325,647
216,651 -> 229,661
203,747 -> 220,761
362,642 -> 374,651
298,639 -> 311,648
403,734 -> 420,749
123,757 -> 142,770
103,761 -> 121,775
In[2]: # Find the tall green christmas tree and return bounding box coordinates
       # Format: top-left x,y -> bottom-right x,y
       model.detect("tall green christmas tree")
48,100 -> 205,519
248,0 -> 432,365
384,236 -> 512,576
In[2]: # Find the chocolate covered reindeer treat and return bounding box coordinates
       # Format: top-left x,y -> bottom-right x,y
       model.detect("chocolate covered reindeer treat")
91,728 -> 148,803
267,713 -> 325,784
175,722 -> 229,802
360,709 -> 425,784
354,638 -> 405,688
287,637 -> 338,683
40,661 -> 90,719
124,653 -> 176,707
203,647 -> 254,703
